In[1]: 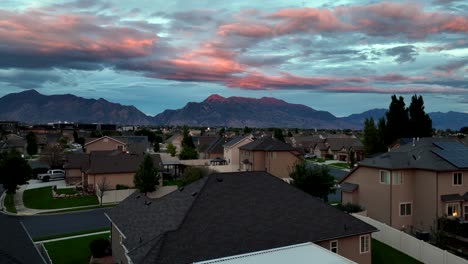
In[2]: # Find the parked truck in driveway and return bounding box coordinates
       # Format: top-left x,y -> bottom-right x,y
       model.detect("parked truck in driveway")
37,169 -> 65,182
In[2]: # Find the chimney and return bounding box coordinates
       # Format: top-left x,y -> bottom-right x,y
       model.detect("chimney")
412,138 -> 416,147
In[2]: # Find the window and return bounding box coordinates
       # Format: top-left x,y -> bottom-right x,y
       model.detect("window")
360,235 -> 370,254
380,170 -> 390,184
453,172 -> 463,186
464,205 -> 468,221
447,203 -> 460,217
330,240 -> 338,253
400,202 -> 412,216
392,171 -> 403,185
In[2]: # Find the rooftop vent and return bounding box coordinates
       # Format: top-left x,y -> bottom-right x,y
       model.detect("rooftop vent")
216,177 -> 223,182
191,192 -> 198,197
136,195 -> 141,199
179,187 -> 184,192
144,201 -> 152,206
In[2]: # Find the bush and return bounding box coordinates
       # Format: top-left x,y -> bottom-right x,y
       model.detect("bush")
116,184 -> 129,190
182,166 -> 213,186
325,154 -> 334,160
89,239 -> 110,258
336,203 -> 364,213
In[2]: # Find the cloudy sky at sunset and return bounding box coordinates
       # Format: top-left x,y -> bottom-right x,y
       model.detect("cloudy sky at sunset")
0,0 -> 466,116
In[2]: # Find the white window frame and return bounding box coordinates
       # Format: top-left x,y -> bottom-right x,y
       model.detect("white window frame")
399,202 -> 412,216
464,205 -> 468,221
379,170 -> 390,185
330,240 -> 338,253
360,235 -> 370,254
453,172 -> 463,186
392,171 -> 403,185
447,203 -> 461,218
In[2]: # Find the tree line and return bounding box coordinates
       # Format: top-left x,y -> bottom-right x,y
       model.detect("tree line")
363,94 -> 432,156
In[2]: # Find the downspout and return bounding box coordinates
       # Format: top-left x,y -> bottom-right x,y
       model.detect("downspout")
436,172 -> 439,224
390,171 -> 393,227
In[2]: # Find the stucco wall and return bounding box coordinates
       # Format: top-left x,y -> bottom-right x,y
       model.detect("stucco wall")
87,173 -> 135,190
265,151 -> 299,178
65,168 -> 82,184
438,171 -> 467,217
390,170 -> 415,232
111,224 -> 129,264
316,234 -> 372,264
342,166 -> 392,225
85,138 -> 125,154
412,170 -> 437,231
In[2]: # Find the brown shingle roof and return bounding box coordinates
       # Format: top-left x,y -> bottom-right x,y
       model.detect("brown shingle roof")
86,153 -> 162,174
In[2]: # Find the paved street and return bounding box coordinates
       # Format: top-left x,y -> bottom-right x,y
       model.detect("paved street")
20,208 -> 110,239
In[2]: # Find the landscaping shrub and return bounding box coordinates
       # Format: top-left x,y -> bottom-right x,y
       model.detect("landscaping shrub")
116,184 -> 129,190
336,202 -> 364,213
182,166 -> 213,186
89,239 -> 111,258
325,154 -> 334,160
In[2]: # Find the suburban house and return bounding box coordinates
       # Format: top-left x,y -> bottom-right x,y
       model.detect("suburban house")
223,135 -> 254,171
340,138 -> 468,233
313,137 -> 364,162
287,135 -> 323,152
84,136 -> 149,154
202,137 -> 229,160
84,136 -> 126,154
164,133 -> 183,152
106,171 -> 377,264
0,213 -> 47,263
0,134 -> 26,154
239,137 -> 301,178
196,136 -> 220,159
63,150 -> 163,191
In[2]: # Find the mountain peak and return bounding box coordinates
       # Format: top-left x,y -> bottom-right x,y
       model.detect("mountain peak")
259,97 -> 286,105
205,94 -> 226,102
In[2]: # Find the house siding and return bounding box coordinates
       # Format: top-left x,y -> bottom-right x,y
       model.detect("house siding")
85,138 -> 125,154
412,170 -> 437,231
316,235 -> 372,264
87,173 -> 135,190
111,224 -> 129,264
224,138 -> 253,172
265,151 -> 299,178
65,168 -> 82,184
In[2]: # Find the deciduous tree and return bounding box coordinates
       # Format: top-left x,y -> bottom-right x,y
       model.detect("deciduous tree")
0,151 -> 31,193
289,162 -> 335,201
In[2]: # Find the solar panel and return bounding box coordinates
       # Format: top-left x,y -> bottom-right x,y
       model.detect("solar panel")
432,141 -> 468,168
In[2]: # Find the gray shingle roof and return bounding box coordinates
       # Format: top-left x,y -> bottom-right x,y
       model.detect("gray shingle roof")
239,137 -> 294,151
86,153 -> 162,174
108,171 -> 377,264
223,135 -> 251,148
441,194 -> 463,202
0,214 -> 46,264
341,182 -> 359,192
359,138 -> 467,171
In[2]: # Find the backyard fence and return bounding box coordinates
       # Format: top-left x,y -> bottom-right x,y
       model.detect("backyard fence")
352,214 -> 468,264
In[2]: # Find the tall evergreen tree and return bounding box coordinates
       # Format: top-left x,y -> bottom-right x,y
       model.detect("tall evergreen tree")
385,95 -> 409,145
363,118 -> 379,156
179,126 -> 197,159
274,128 -> 285,142
377,117 -> 388,153
408,94 -> 432,138
134,154 -> 160,194
0,151 -> 31,193
26,131 -> 38,156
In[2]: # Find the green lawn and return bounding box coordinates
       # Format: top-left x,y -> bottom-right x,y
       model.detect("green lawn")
37,203 -> 116,215
4,193 -> 17,213
328,162 -> 350,169
163,179 -> 184,187
372,239 -> 422,264
55,188 -> 78,195
44,233 -> 110,264
34,228 -> 110,242
23,187 -> 98,209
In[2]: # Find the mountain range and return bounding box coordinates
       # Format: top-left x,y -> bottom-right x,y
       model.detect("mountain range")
0,90 -> 466,129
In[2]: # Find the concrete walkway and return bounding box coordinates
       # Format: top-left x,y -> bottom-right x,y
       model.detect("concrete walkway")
34,230 -> 110,244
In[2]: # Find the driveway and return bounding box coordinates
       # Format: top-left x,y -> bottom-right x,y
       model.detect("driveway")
25,179 -> 68,190
20,208 -> 110,239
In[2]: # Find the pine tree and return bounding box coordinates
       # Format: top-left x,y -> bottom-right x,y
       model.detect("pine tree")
134,154 -> 160,194
363,118 -> 379,156
274,129 -> 285,142
408,94 -> 432,138
26,131 -> 38,156
385,95 -> 409,145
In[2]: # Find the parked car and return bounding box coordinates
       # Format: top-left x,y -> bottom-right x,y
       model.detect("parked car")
37,169 -> 65,182
304,153 -> 316,159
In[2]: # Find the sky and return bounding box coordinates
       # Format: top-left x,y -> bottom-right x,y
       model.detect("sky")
0,0 -> 467,117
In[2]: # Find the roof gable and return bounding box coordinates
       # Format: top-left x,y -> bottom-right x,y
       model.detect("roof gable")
84,136 -> 126,146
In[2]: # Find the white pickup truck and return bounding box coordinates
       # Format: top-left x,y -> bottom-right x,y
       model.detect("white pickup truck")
37,169 -> 65,182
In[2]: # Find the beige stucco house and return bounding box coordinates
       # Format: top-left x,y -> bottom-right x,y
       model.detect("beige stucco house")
106,171 -> 377,264
239,137 -> 301,178
341,138 -> 468,233
84,136 -> 126,154
223,135 -> 253,171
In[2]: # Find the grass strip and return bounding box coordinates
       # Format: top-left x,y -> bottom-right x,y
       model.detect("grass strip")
34,228 -> 110,242
37,203 -> 116,215
23,186 -> 98,209
44,233 -> 110,264
4,193 -> 17,213
372,239 -> 422,264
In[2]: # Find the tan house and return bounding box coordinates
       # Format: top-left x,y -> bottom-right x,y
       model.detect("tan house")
223,135 -> 254,171
84,136 -> 126,154
239,137 -> 301,178
64,150 -> 162,191
341,138 -> 468,233
106,171 -> 377,264
313,138 -> 364,162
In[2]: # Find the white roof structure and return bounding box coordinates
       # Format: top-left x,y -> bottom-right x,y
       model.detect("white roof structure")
194,242 -> 357,264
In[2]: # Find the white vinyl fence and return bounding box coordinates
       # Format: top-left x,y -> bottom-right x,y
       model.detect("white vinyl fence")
352,214 -> 468,264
